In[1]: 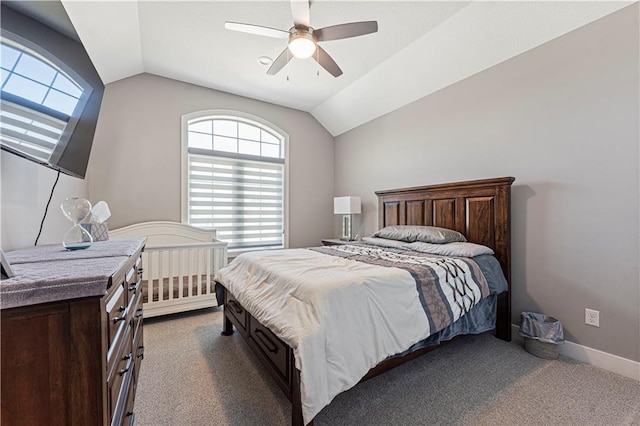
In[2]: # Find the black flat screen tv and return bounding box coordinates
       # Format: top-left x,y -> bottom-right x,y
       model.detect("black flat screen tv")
0,5 -> 104,179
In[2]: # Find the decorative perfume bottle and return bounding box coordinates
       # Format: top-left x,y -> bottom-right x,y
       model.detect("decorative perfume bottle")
61,197 -> 93,250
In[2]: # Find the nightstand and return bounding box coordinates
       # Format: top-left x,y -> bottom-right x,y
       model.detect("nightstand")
321,239 -> 353,246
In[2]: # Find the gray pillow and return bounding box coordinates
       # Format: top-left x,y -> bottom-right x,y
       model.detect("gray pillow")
372,225 -> 467,244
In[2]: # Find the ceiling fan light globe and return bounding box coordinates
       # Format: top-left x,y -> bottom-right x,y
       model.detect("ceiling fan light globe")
288,36 -> 316,59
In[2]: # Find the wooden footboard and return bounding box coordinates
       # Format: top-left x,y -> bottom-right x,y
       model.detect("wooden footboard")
221,286 -> 309,426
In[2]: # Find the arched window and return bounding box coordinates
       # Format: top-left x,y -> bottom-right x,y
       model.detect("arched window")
182,111 -> 288,251
0,37 -> 91,163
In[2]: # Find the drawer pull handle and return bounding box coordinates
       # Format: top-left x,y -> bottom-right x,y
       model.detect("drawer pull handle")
112,316 -> 126,324
254,329 -> 278,354
119,356 -> 133,376
135,309 -> 144,318
129,281 -> 140,292
118,305 -> 126,312
227,300 -> 243,314
137,268 -> 144,274
137,345 -> 145,359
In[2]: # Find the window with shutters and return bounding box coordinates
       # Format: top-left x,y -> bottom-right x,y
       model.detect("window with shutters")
181,111 -> 288,251
0,37 -> 90,163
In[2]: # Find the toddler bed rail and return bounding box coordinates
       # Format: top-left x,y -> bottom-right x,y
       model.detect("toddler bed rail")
109,221 -> 228,318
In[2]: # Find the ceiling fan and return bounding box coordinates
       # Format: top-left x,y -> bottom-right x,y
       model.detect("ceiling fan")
224,0 -> 378,77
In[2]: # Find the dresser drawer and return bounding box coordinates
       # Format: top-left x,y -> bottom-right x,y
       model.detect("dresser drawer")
127,275 -> 141,297
128,285 -> 143,323
133,323 -> 144,387
105,283 -> 127,363
106,282 -> 127,332
110,367 -> 133,426
225,292 -> 247,330
249,316 -> 289,382
122,366 -> 136,426
108,326 -> 133,426
125,260 -> 139,287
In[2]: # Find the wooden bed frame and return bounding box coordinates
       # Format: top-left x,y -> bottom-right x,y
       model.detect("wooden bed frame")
219,176 -> 515,425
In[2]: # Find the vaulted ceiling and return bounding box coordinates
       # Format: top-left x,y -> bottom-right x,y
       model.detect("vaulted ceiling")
33,1 -> 638,136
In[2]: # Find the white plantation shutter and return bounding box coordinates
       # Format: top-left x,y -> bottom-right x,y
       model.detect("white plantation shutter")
184,115 -> 286,251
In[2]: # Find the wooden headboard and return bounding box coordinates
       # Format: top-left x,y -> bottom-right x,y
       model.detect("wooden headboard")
376,176 -> 515,339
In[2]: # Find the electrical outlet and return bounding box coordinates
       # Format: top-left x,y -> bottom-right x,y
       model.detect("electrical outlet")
585,308 -> 600,327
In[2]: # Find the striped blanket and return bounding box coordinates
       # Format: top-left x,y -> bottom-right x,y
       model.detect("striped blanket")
311,244 -> 490,336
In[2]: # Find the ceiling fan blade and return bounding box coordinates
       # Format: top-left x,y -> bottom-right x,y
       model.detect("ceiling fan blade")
267,48 -> 293,75
290,0 -> 310,28
224,22 -> 289,39
315,21 -> 378,42
314,45 -> 343,77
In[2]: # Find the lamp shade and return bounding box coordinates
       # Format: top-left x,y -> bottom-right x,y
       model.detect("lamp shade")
333,196 -> 361,214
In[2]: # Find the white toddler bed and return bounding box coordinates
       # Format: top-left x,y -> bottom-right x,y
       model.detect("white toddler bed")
109,221 -> 228,318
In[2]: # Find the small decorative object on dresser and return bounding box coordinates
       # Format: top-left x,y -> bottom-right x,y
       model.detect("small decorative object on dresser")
0,249 -> 14,278
1,238 -> 146,426
60,196 -> 94,250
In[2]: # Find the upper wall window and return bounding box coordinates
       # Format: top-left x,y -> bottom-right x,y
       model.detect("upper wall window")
182,111 -> 288,251
0,37 -> 90,162
2,42 -> 82,114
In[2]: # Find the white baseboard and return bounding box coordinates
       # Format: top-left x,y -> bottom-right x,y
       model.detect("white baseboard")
510,324 -> 639,381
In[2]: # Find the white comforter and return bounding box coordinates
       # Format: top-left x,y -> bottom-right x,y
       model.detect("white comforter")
216,248 -> 431,423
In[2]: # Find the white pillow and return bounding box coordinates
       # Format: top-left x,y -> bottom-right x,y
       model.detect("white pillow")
361,237 -> 413,250
410,241 -> 494,257
371,225 -> 467,244
362,237 -> 493,257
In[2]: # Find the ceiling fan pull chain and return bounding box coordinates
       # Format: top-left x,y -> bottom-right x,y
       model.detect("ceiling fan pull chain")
286,49 -> 290,81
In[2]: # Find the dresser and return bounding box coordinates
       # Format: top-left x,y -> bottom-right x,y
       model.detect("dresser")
0,238 -> 146,426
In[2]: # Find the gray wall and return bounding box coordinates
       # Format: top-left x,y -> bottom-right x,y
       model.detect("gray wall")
87,73 -> 334,249
2,6 -> 635,364
334,6 -> 639,361
1,152 -> 88,251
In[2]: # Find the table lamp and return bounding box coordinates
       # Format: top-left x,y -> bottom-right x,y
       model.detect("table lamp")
333,196 -> 361,241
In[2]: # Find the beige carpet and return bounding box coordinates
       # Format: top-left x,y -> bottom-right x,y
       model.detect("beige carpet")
135,308 -> 640,425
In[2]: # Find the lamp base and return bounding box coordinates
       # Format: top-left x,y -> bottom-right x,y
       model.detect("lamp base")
341,215 -> 352,240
